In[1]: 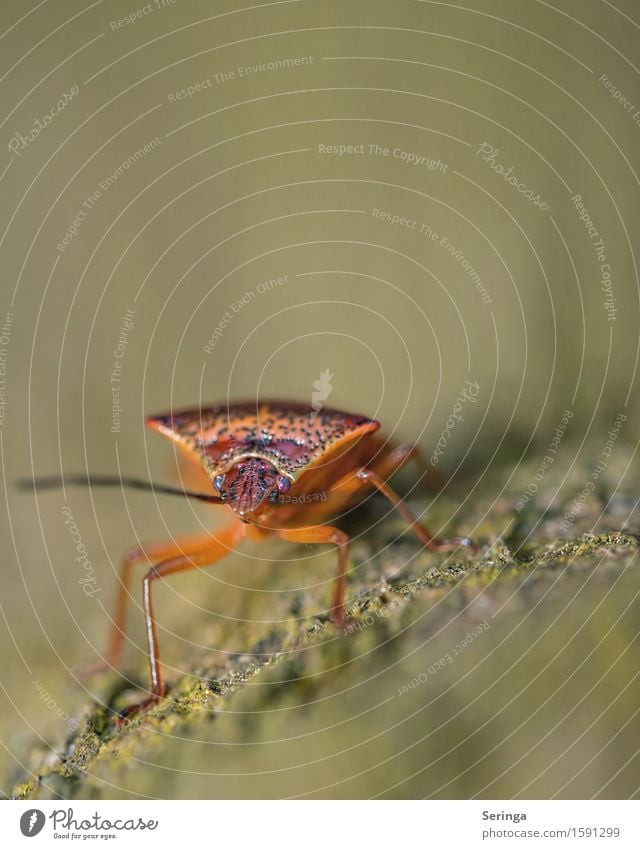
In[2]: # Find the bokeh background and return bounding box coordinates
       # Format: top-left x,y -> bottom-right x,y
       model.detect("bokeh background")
1,0 -> 640,799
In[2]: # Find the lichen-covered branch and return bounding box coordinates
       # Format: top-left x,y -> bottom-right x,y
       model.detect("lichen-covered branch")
11,517 -> 638,801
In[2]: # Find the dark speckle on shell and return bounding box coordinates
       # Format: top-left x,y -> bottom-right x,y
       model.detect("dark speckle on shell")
146,400 -> 378,479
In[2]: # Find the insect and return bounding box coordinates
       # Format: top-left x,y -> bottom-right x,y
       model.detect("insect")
26,400 -> 474,720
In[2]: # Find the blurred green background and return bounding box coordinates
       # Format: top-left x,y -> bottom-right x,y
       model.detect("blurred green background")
1,0 -> 639,799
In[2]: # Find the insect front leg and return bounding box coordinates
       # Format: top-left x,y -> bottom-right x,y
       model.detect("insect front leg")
76,530 -> 226,681
118,520 -> 246,722
278,525 -> 351,629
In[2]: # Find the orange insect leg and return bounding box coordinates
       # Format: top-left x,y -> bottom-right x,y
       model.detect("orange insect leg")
117,520 -> 246,721
278,525 -> 350,629
351,467 -> 475,552
313,442 -> 438,520
77,530 -> 228,679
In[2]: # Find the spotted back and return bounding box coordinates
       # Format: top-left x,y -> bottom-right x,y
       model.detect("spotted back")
146,400 -> 379,480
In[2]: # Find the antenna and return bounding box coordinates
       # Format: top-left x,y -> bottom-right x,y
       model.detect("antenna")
17,474 -> 221,504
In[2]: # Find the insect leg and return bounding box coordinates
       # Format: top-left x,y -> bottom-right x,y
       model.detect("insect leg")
370,442 -> 444,490
118,520 -> 246,721
321,444 -> 438,511
278,525 -> 350,629
354,468 -> 475,552
76,531 -> 224,680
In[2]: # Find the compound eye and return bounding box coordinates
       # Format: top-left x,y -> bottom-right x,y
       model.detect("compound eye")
213,474 -> 225,492
276,475 -> 291,494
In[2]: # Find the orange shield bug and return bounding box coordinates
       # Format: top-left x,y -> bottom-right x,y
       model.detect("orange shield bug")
24,400 -> 475,719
